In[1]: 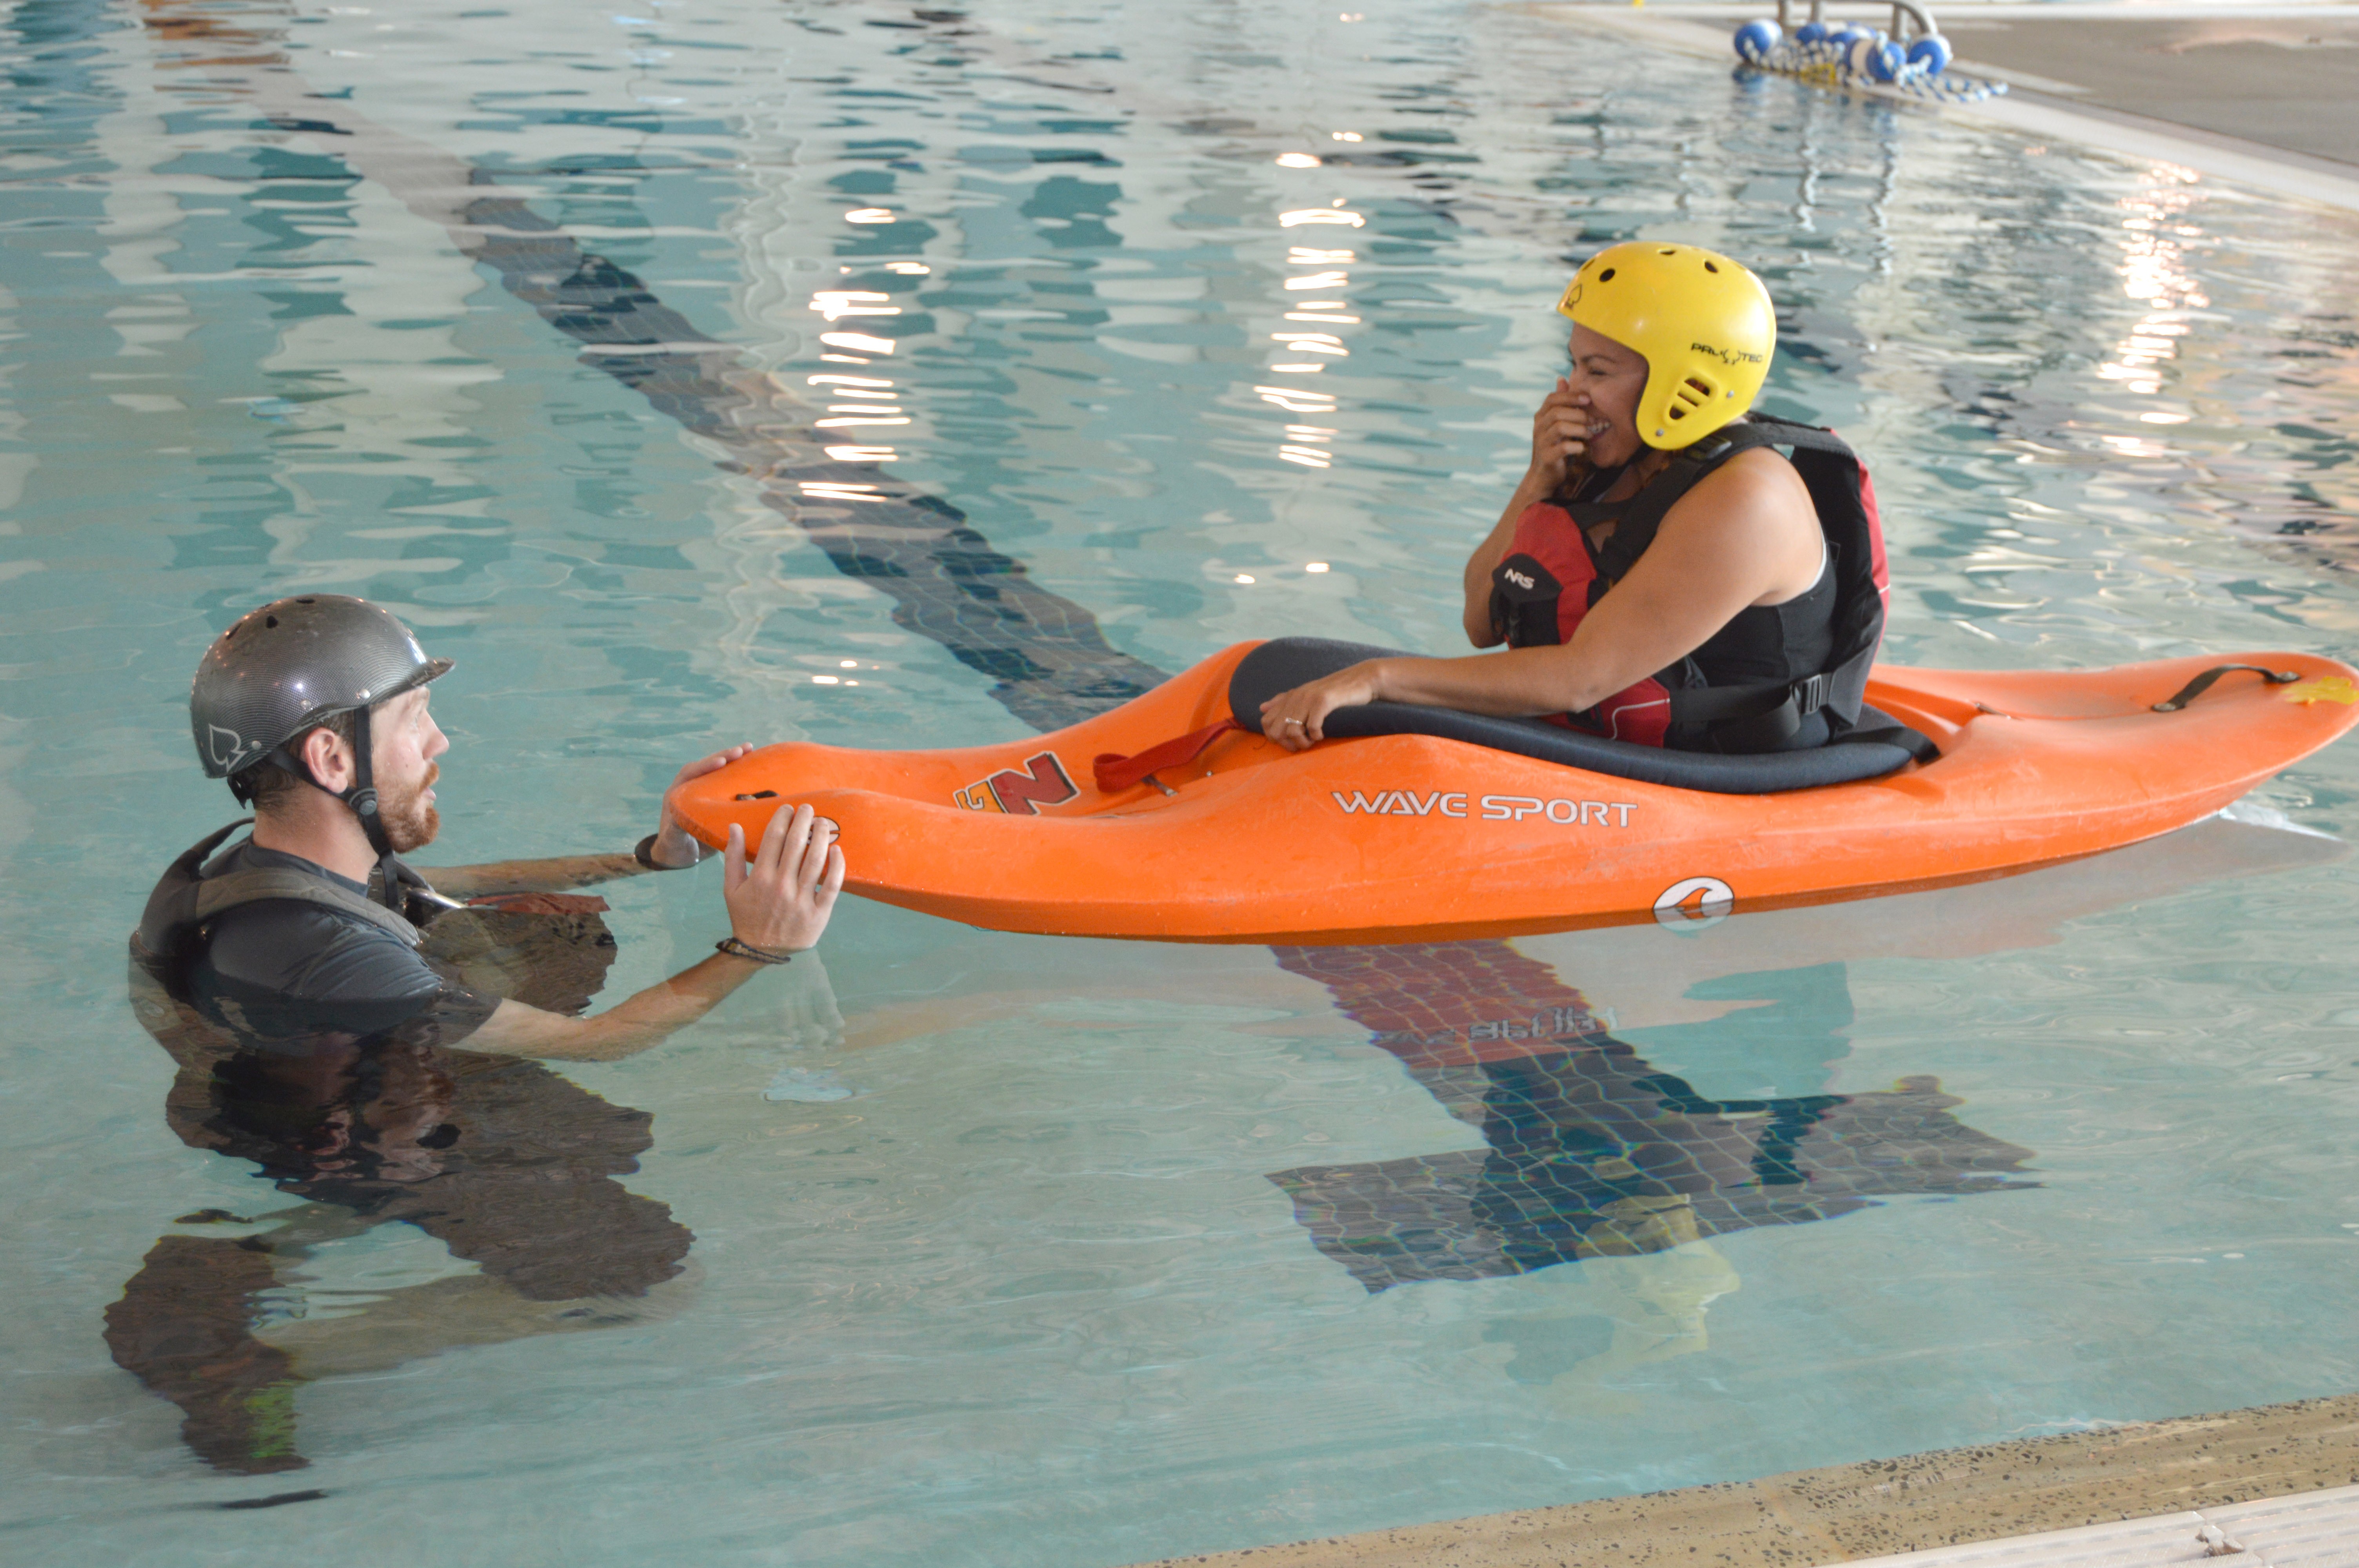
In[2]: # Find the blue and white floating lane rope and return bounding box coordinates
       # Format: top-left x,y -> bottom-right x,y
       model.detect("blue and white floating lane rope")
1733,17 -> 2005,103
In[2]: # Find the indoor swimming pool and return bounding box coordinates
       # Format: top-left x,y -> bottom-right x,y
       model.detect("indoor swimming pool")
6,0 -> 2359,1563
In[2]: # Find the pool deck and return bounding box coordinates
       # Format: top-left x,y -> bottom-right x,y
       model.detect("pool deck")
1518,1 -> 2359,213
1130,1391 -> 2359,1565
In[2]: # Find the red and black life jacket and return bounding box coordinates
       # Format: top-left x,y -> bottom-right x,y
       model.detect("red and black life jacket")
1488,414 -> 1905,755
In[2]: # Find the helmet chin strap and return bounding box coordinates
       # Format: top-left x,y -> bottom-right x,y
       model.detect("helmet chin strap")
269,705 -> 402,912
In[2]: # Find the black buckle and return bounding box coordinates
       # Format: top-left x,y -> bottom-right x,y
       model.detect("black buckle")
1794,672 -> 1832,715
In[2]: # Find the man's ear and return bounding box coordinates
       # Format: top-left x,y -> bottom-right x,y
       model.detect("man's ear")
298,724 -> 356,794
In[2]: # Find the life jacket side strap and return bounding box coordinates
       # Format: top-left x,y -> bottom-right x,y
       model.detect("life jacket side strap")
1662,672 -> 1826,754
1664,668 -> 1939,762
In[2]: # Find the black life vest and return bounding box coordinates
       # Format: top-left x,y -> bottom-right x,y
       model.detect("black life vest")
1488,414 -> 1896,754
133,819 -> 457,996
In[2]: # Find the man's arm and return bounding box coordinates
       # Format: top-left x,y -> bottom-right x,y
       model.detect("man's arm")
459,801 -> 845,1062
423,851 -> 647,900
416,745 -> 753,899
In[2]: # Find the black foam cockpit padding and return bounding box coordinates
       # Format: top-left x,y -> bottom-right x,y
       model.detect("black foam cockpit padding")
1226,638 -> 1919,795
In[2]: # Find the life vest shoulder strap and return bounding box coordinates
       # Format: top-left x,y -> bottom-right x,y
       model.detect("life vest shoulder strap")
1566,420 -> 1806,585
133,820 -> 425,977
191,867 -> 425,946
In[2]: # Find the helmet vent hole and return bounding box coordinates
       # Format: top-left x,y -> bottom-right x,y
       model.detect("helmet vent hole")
1668,377 -> 1714,419
264,615 -> 279,629
1659,247 -> 1676,256
1598,267 -> 1615,283
1703,260 -> 1719,272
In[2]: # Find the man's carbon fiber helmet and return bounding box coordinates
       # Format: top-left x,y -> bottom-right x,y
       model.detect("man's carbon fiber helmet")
190,595 -> 453,780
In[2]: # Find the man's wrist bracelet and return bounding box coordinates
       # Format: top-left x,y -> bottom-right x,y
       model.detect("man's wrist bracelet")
635,833 -> 703,871
715,936 -> 794,965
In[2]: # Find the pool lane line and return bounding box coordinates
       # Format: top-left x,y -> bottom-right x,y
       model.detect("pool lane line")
1125,1397 -> 2359,1568
133,0 -> 1162,733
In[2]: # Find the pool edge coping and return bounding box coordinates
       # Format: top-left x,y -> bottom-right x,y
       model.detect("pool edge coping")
1124,1388 -> 2359,1565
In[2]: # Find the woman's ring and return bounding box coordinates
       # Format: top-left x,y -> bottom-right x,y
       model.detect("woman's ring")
1282,717 -> 1304,728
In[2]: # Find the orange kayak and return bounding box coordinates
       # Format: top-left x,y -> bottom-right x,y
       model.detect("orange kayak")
669,639 -> 2359,944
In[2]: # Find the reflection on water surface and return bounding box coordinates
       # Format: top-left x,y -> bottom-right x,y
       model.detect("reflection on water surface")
4,0 -> 2359,1562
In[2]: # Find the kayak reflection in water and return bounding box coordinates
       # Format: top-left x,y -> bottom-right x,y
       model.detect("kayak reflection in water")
113,596 -> 845,1476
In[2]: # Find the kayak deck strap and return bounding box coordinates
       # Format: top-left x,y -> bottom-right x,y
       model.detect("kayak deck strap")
1227,639 -> 1921,796
2150,664 -> 2300,713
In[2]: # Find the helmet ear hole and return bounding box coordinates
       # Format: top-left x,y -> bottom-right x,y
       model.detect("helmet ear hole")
1667,374 -> 1716,421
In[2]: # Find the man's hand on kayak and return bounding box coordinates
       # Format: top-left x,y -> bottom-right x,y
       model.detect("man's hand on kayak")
724,802 -> 844,953
1260,662 -> 1387,752
647,743 -> 756,868
445,800 -> 845,1063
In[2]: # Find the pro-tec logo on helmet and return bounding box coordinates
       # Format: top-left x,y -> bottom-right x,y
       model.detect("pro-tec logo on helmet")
1690,341 -> 1767,366
1689,339 -> 1764,368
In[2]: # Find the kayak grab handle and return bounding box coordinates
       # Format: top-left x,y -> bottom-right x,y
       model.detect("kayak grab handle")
2151,664 -> 2301,712
1094,719 -> 1243,793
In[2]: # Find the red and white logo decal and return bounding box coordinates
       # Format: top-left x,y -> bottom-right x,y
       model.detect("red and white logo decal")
955,751 -> 1080,816
1653,876 -> 1734,930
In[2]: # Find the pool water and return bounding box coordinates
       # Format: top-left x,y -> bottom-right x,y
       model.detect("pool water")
7,0 -> 2359,1563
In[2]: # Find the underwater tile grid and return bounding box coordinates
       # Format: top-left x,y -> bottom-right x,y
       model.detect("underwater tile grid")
4,1 -> 2359,1566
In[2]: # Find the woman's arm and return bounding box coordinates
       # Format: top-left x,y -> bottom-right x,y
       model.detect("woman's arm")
1463,479 -> 1546,648
1267,448 -> 1821,746
1465,379 -> 1611,646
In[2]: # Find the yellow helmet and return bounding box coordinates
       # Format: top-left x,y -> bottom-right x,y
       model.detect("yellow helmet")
1556,241 -> 1776,450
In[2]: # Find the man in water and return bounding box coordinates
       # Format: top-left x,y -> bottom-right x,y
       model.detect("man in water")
139,592 -> 843,1057
114,594 -> 842,1477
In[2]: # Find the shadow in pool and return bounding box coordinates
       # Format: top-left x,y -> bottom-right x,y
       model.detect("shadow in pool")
1266,947 -> 2036,1292
113,897 -> 693,1476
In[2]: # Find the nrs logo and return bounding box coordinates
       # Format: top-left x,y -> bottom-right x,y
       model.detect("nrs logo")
1501,567 -> 1536,591
954,751 -> 1079,815
1331,789 -> 1635,826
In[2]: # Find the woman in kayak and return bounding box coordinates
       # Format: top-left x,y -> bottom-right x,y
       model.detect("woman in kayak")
1259,241 -> 1884,756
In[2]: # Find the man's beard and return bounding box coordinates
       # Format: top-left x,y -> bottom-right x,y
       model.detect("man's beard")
378,761 -> 441,853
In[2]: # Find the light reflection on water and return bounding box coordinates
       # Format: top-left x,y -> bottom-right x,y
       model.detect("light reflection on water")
4,0 -> 2359,1564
